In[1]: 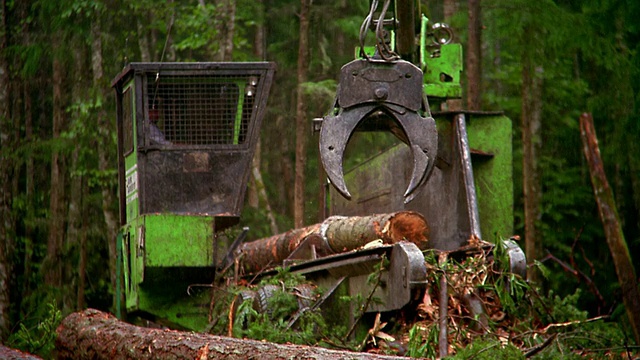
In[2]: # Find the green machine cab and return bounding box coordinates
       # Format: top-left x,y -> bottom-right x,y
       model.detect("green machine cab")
111,62 -> 275,329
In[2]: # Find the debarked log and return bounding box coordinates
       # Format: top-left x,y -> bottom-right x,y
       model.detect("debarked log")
56,309 -> 410,360
239,211 -> 429,272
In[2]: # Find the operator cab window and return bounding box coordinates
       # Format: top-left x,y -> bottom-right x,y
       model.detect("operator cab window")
145,75 -> 254,147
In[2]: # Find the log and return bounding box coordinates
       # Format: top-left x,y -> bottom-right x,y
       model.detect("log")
239,211 -> 429,272
0,345 -> 42,360
56,309 -> 410,360
580,113 -> 640,344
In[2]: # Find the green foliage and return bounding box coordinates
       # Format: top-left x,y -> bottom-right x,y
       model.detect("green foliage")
406,323 -> 438,358
449,338 -> 524,360
173,3 -> 219,53
258,266 -> 306,289
547,289 -> 588,323
7,301 -> 62,358
208,268 -> 335,346
491,242 -> 531,316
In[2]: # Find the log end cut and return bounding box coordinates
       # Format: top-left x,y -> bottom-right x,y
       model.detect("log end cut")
386,211 -> 429,249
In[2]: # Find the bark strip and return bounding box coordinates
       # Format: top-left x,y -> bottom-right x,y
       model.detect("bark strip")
239,211 -> 429,272
56,309 -> 410,360
579,113 -> 640,344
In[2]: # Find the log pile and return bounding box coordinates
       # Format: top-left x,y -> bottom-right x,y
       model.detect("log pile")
239,211 -> 429,272
55,309 -> 410,360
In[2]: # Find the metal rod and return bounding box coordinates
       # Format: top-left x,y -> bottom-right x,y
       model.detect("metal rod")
438,255 -> 449,357
455,113 -> 482,239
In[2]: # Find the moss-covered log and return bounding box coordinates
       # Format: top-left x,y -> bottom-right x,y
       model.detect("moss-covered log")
56,309 -> 410,360
239,211 -> 429,272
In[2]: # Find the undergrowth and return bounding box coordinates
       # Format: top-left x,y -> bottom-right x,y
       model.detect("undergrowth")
7,301 -> 62,359
402,239 -> 638,359
208,240 -> 638,358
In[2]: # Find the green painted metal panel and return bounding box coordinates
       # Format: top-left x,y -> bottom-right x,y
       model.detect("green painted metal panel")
124,163 -> 139,224
137,279 -> 211,331
144,214 -> 214,267
466,114 -> 514,242
120,217 -> 145,311
423,44 -> 463,98
123,81 -> 140,224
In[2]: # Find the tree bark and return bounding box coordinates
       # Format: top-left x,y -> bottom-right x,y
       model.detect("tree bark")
240,211 -> 429,272
294,0 -> 310,228
521,28 -> 543,282
44,38 -> 67,290
56,309 -> 409,360
443,0 -> 458,22
466,0 -> 481,110
247,17 -> 278,234
579,113 -> 640,344
21,0 -> 35,304
247,0 -> 264,209
217,0 -> 236,61
0,0 -> 13,341
252,139 -> 279,235
77,184 -> 88,310
91,11 -> 120,314
0,345 -> 41,360
23,81 -> 34,305
137,16 -> 151,62
64,43 -> 86,313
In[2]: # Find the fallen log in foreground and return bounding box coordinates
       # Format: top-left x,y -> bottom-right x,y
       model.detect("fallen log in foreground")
0,345 -> 42,360
56,309 -> 409,360
240,211 -> 429,272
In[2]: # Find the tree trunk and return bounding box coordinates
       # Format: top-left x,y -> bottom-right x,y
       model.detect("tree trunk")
443,0 -> 458,22
23,81 -> 34,304
20,0 -> 35,304
247,0 -> 264,209
252,139 -> 279,235
165,0 -> 176,62
466,0 -> 481,110
137,16 -> 151,62
44,39 -> 67,290
217,0 -> 236,61
91,11 -> 119,314
64,44 -> 86,313
579,113 -> 640,344
247,10 -> 278,234
0,345 -> 41,360
240,211 -> 430,272
521,30 -> 543,282
294,0 -> 310,228
56,309 -> 409,360
0,0 -> 13,341
77,184 -> 88,310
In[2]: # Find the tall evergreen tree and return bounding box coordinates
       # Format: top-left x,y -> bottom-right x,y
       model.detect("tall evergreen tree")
0,0 -> 12,341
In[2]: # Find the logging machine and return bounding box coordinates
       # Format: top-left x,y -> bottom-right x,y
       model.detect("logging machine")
111,0 -> 525,334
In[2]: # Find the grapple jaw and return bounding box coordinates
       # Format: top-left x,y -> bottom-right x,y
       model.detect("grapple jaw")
319,59 -> 438,204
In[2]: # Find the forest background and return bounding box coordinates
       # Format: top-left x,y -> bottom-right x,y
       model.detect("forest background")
0,0 -> 639,354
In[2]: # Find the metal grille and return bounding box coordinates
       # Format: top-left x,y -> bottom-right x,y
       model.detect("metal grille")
146,74 -> 256,146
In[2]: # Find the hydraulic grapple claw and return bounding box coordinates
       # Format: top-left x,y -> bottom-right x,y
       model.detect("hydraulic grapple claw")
319,59 -> 438,203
